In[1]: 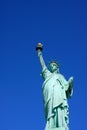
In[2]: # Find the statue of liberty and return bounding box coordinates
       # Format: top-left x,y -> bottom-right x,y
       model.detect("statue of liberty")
36,43 -> 73,130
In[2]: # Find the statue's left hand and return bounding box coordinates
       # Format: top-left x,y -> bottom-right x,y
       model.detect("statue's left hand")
68,77 -> 74,86
69,77 -> 73,81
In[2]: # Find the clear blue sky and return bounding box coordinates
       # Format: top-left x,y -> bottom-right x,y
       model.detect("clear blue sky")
0,0 -> 87,130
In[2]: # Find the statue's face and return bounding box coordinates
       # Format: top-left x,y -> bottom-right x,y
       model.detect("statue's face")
50,63 -> 58,72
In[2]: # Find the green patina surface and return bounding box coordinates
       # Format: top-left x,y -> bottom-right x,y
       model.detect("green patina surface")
36,43 -> 73,130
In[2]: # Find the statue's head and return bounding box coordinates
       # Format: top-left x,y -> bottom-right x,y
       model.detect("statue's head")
49,61 -> 60,73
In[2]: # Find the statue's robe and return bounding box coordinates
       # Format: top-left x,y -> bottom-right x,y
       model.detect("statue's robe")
42,68 -> 73,122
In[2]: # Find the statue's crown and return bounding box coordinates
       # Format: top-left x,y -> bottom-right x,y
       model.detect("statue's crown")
49,61 -> 60,68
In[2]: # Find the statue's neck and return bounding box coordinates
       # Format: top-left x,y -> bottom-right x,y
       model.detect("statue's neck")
53,70 -> 59,74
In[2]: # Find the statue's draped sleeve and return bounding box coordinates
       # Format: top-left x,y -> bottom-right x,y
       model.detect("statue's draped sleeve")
42,67 -> 51,80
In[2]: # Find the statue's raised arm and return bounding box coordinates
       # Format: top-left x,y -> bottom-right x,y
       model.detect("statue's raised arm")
36,43 -> 74,130
36,43 -> 47,71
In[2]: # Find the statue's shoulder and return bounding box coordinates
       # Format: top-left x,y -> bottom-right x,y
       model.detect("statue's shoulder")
42,67 -> 51,79
57,73 -> 64,78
